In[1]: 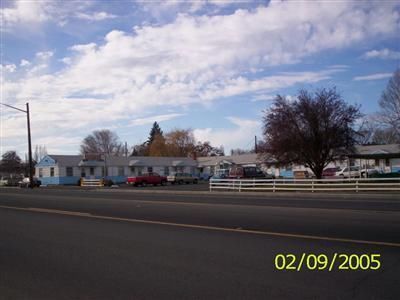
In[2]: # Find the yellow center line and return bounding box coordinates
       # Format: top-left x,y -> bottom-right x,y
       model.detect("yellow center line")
0,204 -> 399,248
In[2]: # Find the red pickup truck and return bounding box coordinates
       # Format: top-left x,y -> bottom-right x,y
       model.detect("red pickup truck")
126,172 -> 167,186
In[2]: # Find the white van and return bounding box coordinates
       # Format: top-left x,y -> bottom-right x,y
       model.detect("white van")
335,166 -> 360,178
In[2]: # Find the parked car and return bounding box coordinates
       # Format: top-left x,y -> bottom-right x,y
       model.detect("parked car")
19,177 -> 41,188
0,176 -> 23,186
228,166 -> 272,179
360,168 -> 380,178
335,166 -> 360,178
126,173 -> 167,186
322,167 -> 341,178
167,173 -> 199,184
0,177 -> 8,186
210,169 -> 230,180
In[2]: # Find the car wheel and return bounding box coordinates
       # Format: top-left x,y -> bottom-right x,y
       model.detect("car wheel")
142,181 -> 147,187
178,180 -> 183,184
193,179 -> 198,184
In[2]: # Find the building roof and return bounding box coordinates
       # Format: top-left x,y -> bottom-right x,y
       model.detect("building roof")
45,155 -> 83,166
197,153 -> 260,167
126,156 -> 198,167
37,155 -> 199,168
350,144 -> 400,158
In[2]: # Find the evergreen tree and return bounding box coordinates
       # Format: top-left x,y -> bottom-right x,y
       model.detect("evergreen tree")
147,122 -> 163,145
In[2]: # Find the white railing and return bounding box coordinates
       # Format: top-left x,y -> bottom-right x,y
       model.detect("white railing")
80,178 -> 104,187
209,177 -> 400,192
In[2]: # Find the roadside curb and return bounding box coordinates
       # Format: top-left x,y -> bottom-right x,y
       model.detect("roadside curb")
2,186 -> 398,200
92,187 -> 400,200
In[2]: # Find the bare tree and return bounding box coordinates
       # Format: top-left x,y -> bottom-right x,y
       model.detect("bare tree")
80,129 -> 123,156
372,128 -> 400,144
195,141 -> 224,157
230,148 -> 253,155
148,134 -> 168,156
33,145 -> 48,163
377,68 -> 400,140
354,117 -> 376,145
262,88 -> 362,179
165,129 -> 196,157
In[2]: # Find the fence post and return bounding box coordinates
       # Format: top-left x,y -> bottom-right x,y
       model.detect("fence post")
209,179 -> 212,192
239,180 -> 242,192
312,179 -> 314,193
273,179 -> 275,193
356,180 -> 358,193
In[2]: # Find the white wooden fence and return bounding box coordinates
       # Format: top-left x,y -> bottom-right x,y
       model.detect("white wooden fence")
80,178 -> 104,187
209,177 -> 400,192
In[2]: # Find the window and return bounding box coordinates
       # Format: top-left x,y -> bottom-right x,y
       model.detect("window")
50,167 -> 54,177
66,167 -> 73,177
385,158 -> 390,167
90,167 -> 94,176
137,167 -> 143,176
130,166 -> 135,173
147,166 -> 153,173
374,159 -> 379,166
101,167 -> 105,177
81,168 -> 86,178
39,168 -> 43,178
164,166 -> 169,176
118,167 -> 124,176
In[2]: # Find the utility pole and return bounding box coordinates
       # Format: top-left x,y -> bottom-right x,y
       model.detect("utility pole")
0,102 -> 34,188
26,103 -> 34,188
254,135 -> 258,154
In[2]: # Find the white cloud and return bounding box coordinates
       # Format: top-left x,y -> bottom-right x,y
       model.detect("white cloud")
0,64 -> 16,72
251,94 -> 276,102
75,11 -> 117,21
193,117 -> 261,153
362,48 -> 400,60
0,1 -> 105,30
2,1 -> 399,154
1,0 -> 50,26
353,73 -> 393,81
36,51 -> 54,60
20,59 -> 31,67
130,113 -> 184,126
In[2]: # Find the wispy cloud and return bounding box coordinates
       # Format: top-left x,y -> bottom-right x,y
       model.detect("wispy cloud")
129,113 -> 184,126
75,12 -> 117,21
251,94 -> 276,102
353,73 -> 392,81
362,48 -> 400,60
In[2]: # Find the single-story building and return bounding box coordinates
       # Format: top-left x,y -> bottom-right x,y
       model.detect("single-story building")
197,154 -> 262,178
36,155 -> 198,185
35,144 -> 400,185
348,144 -> 400,173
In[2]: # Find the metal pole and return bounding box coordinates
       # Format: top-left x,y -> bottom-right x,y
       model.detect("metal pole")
26,103 -> 34,188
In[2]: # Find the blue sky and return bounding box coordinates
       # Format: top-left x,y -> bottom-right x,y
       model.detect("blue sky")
1,0 -> 399,157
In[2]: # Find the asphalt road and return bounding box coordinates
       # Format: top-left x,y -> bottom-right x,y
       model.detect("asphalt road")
0,188 -> 399,299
